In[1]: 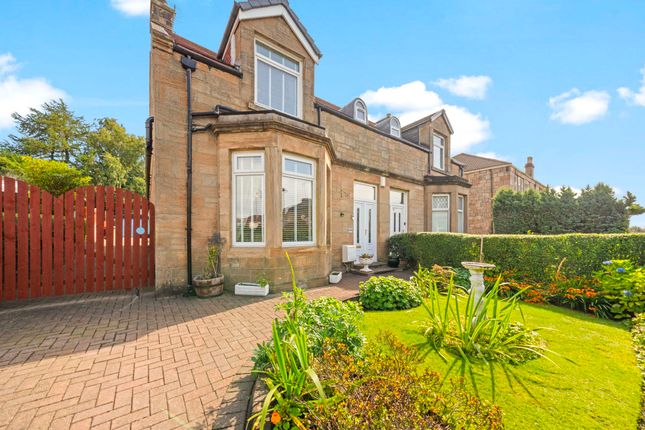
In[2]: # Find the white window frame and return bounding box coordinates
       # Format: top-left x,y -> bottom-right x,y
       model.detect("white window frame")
432,193 -> 450,232
254,39 -> 303,118
282,153 -> 316,247
389,189 -> 408,236
354,100 -> 368,124
432,133 -> 445,170
457,195 -> 465,233
390,117 -> 401,138
232,151 -> 265,247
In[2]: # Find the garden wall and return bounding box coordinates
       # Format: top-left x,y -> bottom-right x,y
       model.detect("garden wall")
389,233 -> 645,281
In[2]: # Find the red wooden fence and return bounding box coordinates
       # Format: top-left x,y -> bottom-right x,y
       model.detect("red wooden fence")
0,177 -> 155,302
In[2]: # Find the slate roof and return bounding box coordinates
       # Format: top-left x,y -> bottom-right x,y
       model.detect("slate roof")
219,0 -> 322,60
452,153 -> 511,172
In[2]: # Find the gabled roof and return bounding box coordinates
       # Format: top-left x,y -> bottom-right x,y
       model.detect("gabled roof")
453,153 -> 511,172
219,0 -> 322,63
400,109 -> 454,134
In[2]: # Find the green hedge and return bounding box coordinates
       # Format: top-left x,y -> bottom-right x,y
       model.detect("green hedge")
388,233 -> 645,281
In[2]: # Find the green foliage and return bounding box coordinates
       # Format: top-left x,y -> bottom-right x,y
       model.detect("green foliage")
250,252 -> 327,430
359,276 -> 422,311
2,100 -> 145,194
420,278 -> 551,399
633,314 -> 645,429
305,332 -> 505,430
0,154 -> 90,195
389,232 -> 645,283
493,184 -> 639,234
594,260 -> 645,319
253,255 -> 365,371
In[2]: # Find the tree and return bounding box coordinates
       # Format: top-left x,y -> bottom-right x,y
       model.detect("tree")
492,183 -> 640,234
79,118 -> 145,194
0,154 -> 91,196
2,99 -> 89,163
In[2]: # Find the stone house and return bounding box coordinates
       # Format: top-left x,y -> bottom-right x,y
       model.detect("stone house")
148,0 -> 471,291
453,153 -> 545,234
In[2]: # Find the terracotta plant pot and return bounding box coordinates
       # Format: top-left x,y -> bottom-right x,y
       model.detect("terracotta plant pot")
193,275 -> 224,298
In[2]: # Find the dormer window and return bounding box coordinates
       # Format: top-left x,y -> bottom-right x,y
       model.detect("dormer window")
390,117 -> 401,138
255,41 -> 301,117
354,100 -> 367,123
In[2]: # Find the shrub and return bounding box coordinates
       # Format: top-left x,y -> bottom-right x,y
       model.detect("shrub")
303,332 -> 505,430
359,276 -> 422,311
633,314 -> 645,429
389,232 -> 645,283
594,260 -> 645,319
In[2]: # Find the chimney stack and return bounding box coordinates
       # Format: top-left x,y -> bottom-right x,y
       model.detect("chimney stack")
525,156 -> 534,178
150,0 -> 175,50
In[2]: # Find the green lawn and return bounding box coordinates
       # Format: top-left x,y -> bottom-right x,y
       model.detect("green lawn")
361,299 -> 640,430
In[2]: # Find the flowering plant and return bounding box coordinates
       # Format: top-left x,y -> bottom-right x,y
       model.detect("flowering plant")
594,259 -> 645,319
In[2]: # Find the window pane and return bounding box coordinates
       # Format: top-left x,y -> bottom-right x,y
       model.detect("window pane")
235,175 -> 263,243
356,108 -> 366,122
432,195 -> 449,210
257,61 -> 270,107
285,158 -> 312,176
284,73 -> 297,116
271,67 -> 284,111
432,211 -> 449,232
457,211 -> 464,233
257,43 -> 271,58
355,183 -> 375,201
236,155 -> 262,171
283,175 -> 313,243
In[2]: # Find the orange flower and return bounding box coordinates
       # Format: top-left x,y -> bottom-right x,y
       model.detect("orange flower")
271,411 -> 281,425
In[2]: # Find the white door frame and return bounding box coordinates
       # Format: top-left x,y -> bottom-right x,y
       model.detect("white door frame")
390,189 -> 408,236
353,183 -> 377,262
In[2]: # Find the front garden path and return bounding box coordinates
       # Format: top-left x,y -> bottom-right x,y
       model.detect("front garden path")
0,275 -> 365,430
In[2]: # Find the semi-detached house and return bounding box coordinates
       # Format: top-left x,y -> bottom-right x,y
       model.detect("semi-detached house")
149,0 -> 472,291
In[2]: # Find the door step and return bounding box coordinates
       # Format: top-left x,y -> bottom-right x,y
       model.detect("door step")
350,262 -> 398,276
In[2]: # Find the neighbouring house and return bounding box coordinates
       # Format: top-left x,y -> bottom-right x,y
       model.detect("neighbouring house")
148,0 -> 471,291
453,153 -> 545,234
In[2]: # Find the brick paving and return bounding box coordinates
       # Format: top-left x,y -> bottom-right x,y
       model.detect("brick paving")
0,275 -> 364,429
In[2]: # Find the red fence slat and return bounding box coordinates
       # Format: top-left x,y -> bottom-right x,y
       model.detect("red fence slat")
150,203 -> 155,289
105,187 -> 115,291
53,197 -> 63,296
123,193 -> 132,290
0,179 -> 3,301
95,187 -> 105,292
85,187 -> 95,293
17,181 -> 29,300
42,193 -> 53,297
29,186 -> 41,298
114,189 -> 123,290
132,193 -> 141,289
64,192 -> 74,295
3,178 -> 16,302
74,188 -> 85,294
141,198 -> 149,287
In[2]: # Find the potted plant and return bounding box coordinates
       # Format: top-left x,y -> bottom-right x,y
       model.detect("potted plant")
193,234 -> 225,298
235,273 -> 270,296
387,251 -> 400,268
358,253 -> 373,273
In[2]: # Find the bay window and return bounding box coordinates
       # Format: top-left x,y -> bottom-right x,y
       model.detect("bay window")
432,194 -> 450,232
282,155 -> 315,245
232,152 -> 265,246
255,41 -> 301,117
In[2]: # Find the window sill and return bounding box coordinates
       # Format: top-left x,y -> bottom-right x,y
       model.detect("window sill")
249,101 -> 302,121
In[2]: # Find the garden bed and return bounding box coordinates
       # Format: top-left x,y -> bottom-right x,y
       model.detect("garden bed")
361,298 -> 640,429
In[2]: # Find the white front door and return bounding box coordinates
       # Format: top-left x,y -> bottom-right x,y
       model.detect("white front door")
354,183 -> 377,262
390,189 -> 408,236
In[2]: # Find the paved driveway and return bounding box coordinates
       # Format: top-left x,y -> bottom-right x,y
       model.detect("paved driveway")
0,277 -> 361,429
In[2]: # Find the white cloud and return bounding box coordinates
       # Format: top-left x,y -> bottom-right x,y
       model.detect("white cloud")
617,65 -> 645,106
360,80 -> 491,153
553,185 -> 582,195
0,53 -> 67,129
474,152 -> 511,162
548,88 -> 610,125
434,75 -> 492,100
110,0 -> 149,17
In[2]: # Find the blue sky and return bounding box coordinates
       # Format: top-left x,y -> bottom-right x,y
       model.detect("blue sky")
1,0 -> 644,225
